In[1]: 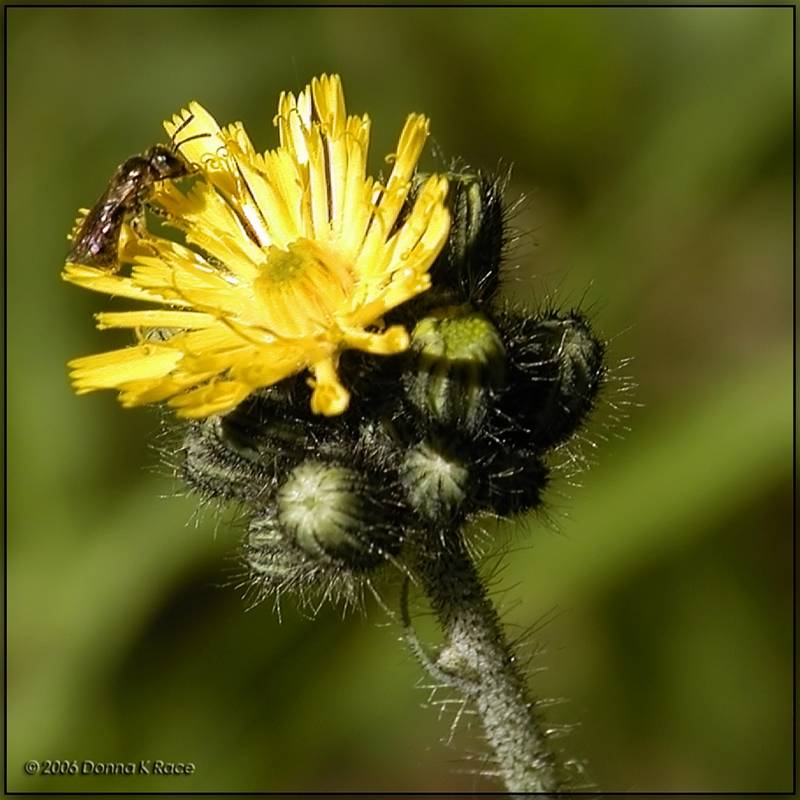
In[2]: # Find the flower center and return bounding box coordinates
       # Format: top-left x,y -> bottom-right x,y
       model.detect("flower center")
254,239 -> 355,339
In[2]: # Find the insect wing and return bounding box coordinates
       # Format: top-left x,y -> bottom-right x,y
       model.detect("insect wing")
67,191 -> 128,269
66,157 -> 148,270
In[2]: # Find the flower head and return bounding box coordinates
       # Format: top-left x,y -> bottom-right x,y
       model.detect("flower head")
64,74 -> 450,417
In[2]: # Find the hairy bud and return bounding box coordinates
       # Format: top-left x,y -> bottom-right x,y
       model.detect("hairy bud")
498,311 -> 606,450
476,445 -> 550,519
244,459 -> 406,606
400,438 -> 471,524
180,417 -> 279,505
277,461 -> 403,570
435,169 -> 509,305
245,509 -> 311,590
405,304 -> 507,432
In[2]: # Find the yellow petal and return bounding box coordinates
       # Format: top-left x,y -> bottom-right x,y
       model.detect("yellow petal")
62,264 -> 187,306
69,345 -> 182,391
308,357 -> 350,416
168,380 -> 253,418
95,310 -> 216,330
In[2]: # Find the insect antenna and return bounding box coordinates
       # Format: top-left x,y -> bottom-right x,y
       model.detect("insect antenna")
170,112 -> 196,142
174,131 -> 213,150
169,112 -> 214,152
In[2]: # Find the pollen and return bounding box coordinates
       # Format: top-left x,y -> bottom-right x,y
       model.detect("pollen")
63,74 -> 450,418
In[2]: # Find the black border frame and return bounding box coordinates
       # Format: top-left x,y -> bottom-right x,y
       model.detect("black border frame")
3,3 -> 796,796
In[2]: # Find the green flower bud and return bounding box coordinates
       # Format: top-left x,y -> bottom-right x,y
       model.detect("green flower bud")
400,439 -> 470,523
277,461 -> 402,570
476,447 -> 549,519
179,382 -> 350,507
405,304 -> 507,432
500,312 -> 605,449
407,169 -> 509,306
246,510 -> 307,586
245,507 -> 362,609
181,416 -> 278,504
440,169 -> 507,304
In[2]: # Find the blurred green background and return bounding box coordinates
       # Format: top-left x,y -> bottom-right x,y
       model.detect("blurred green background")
7,6 -> 793,793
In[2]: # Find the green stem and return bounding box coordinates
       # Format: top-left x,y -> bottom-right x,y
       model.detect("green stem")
405,533 -> 560,794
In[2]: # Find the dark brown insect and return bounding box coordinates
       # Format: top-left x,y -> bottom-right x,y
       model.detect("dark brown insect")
67,117 -> 207,270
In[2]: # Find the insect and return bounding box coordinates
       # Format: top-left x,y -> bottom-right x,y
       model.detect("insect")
66,115 -> 208,270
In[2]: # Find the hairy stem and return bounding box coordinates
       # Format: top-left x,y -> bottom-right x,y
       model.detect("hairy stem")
405,533 -> 560,794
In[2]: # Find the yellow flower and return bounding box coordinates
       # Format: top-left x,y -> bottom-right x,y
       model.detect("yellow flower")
63,74 -> 450,418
